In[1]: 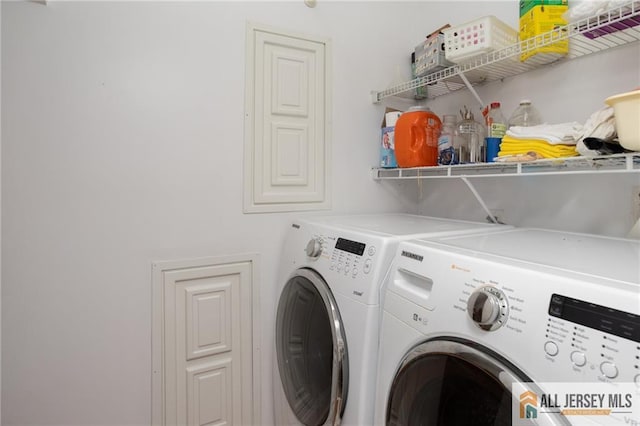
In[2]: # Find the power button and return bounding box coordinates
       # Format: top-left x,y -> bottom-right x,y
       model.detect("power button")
363,259 -> 372,274
544,341 -> 559,357
600,362 -> 618,379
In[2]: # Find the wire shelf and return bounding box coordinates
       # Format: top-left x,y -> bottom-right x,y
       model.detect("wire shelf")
371,153 -> 640,179
372,1 -> 640,102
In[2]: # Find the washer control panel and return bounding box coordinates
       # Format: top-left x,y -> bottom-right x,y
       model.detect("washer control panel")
544,294 -> 640,384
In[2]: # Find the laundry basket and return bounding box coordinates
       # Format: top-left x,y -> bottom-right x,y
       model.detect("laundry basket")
444,15 -> 518,63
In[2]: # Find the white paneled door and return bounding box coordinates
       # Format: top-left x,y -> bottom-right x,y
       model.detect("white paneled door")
244,23 -> 331,213
153,256 -> 259,426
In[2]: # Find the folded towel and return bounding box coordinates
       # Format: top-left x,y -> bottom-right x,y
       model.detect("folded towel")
499,137 -> 578,158
499,146 -> 577,158
577,106 -> 617,156
501,135 -> 578,147
498,146 -> 578,159
580,107 -> 616,141
506,122 -> 584,144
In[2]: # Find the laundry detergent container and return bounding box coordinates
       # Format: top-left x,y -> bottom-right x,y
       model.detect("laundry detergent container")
394,106 -> 442,167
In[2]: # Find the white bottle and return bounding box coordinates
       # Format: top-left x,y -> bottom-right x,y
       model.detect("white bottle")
487,102 -> 507,138
508,99 -> 542,128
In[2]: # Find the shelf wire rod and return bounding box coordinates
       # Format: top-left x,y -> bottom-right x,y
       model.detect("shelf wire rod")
461,177 -> 500,224
458,71 -> 485,109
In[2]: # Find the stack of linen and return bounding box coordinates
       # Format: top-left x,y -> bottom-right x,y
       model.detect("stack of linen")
498,122 -> 583,160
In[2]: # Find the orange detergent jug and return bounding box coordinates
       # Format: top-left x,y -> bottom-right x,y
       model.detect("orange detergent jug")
394,106 -> 442,167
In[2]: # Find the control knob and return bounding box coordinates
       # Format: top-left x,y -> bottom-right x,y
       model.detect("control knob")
305,238 -> 323,259
467,286 -> 508,331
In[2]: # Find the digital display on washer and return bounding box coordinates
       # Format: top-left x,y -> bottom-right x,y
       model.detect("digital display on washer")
549,294 -> 640,343
335,238 -> 365,256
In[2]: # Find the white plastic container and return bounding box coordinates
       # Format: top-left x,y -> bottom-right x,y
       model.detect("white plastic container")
508,99 -> 542,128
487,102 -> 507,137
443,16 -> 518,64
605,89 -> 640,151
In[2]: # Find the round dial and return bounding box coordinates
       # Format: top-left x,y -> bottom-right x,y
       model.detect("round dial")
466,286 -> 508,331
305,238 -> 323,258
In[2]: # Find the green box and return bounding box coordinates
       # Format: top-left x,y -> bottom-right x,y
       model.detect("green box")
520,0 -> 567,16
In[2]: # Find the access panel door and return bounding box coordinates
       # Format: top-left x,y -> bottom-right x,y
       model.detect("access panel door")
153,258 -> 256,426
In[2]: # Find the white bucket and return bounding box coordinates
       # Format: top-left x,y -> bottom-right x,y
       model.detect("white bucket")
605,89 -> 640,151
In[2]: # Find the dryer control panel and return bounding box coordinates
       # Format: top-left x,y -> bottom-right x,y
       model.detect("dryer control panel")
544,294 -> 640,385
330,237 -> 375,277
298,227 -> 391,306
305,235 -> 376,280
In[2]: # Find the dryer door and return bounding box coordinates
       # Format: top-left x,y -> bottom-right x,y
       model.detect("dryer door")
275,268 -> 349,426
385,338 -> 570,426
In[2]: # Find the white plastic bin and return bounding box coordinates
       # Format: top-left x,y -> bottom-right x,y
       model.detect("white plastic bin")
444,15 -> 517,63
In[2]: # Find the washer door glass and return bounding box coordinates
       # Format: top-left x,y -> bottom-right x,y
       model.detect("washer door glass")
276,268 -> 348,426
386,338 -> 568,426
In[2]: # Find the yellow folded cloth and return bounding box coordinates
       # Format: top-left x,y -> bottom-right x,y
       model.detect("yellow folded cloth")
498,136 -> 578,159
501,135 -> 577,146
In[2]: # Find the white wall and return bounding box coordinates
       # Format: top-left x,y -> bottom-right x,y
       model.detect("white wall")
0,1 -> 436,425
1,1 -> 638,425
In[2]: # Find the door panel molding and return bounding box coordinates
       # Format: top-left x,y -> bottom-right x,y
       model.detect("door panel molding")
244,22 -> 332,213
152,254 -> 260,426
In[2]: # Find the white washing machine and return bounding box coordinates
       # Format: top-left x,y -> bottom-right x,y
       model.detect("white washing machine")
375,228 -> 640,426
273,213 -> 509,426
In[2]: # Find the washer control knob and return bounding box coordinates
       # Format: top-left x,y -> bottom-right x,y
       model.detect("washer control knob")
600,362 -> 618,379
305,238 -> 323,259
544,341 -> 559,357
467,286 -> 508,331
570,351 -> 586,366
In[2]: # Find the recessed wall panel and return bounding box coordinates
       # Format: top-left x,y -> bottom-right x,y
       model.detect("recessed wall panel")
185,279 -> 234,361
271,50 -> 309,117
270,122 -> 309,186
244,24 -> 331,212
187,360 -> 232,426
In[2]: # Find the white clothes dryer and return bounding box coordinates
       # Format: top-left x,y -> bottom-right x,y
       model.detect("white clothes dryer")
273,214 -> 509,426
375,228 -> 640,426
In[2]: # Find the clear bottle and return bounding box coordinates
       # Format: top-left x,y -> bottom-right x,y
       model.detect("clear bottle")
508,99 -> 543,128
456,106 -> 486,163
487,102 -> 507,138
438,114 -> 458,165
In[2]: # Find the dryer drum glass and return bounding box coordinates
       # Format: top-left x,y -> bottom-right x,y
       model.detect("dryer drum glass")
276,276 -> 333,426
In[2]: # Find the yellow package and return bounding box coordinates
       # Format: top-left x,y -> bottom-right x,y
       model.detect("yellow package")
520,5 -> 569,62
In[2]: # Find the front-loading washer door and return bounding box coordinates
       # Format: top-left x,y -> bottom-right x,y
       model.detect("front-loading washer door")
276,268 -> 349,426
386,338 -> 570,426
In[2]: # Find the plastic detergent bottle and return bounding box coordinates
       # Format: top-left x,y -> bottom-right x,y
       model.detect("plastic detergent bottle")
394,106 -> 442,167
508,99 -> 542,128
456,107 -> 486,163
438,114 -> 458,165
487,102 -> 507,138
